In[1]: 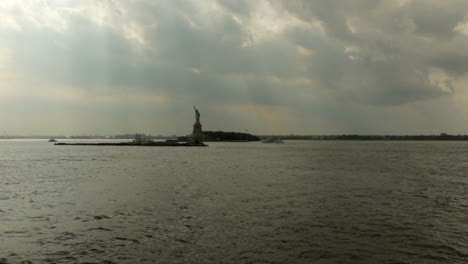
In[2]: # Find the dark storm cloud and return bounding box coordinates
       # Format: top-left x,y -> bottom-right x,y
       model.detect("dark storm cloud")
407,0 -> 468,38
432,52 -> 468,77
273,0 -> 468,105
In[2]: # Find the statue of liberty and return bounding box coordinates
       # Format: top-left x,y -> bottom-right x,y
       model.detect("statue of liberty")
193,106 -> 200,124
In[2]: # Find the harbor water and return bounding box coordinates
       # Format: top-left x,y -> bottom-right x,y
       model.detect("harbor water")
1,140 -> 467,263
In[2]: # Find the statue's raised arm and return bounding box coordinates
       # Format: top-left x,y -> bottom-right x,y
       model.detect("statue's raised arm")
193,105 -> 200,124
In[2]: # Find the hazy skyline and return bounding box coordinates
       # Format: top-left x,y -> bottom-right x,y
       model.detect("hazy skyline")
1,0 -> 468,135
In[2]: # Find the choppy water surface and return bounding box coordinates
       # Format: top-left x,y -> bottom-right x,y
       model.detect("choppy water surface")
1,140 -> 467,263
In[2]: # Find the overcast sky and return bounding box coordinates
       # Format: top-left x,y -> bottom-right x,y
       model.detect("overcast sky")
1,0 -> 468,135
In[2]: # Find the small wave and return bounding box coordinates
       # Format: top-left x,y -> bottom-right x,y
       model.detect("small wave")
55,232 -> 77,241
421,254 -> 449,261
113,237 -> 140,244
175,238 -> 191,244
43,251 -> 70,256
4,230 -> 28,235
93,215 -> 112,220
88,227 -> 113,231
80,261 -> 117,264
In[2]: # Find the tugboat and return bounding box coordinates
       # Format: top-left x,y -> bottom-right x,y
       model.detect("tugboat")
262,138 -> 284,144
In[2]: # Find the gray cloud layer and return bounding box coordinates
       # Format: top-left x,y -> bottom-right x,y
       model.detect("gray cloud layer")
0,0 -> 468,135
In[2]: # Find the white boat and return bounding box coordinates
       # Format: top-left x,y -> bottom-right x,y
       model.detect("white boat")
262,138 -> 284,143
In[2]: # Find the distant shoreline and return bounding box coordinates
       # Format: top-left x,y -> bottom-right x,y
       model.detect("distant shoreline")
259,134 -> 468,141
2,133 -> 468,141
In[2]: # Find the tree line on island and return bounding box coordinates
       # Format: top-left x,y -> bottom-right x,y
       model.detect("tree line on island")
203,131 -> 260,141
261,133 -> 468,141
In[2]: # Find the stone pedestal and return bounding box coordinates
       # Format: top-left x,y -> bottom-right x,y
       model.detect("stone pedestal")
192,122 -> 204,143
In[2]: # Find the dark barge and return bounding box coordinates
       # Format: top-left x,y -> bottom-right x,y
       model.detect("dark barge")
54,141 -> 207,147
